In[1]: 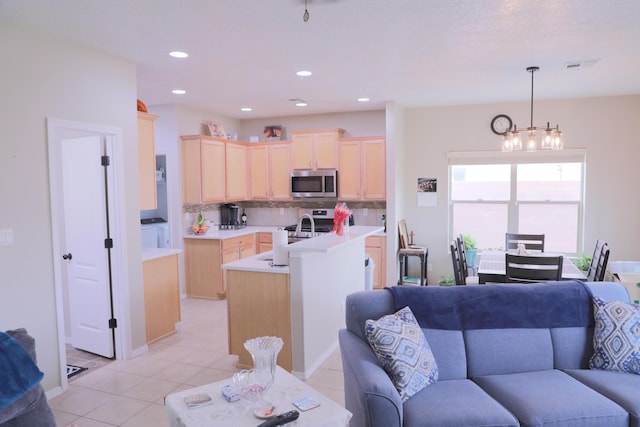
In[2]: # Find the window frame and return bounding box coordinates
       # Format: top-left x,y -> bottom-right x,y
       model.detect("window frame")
447,149 -> 587,256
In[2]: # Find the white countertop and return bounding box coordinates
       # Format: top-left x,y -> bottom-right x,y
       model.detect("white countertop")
221,226 -> 383,274
286,226 -> 383,253
142,248 -> 182,262
183,225 -> 283,240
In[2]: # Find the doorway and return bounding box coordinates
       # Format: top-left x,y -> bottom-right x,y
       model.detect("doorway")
47,118 -> 129,388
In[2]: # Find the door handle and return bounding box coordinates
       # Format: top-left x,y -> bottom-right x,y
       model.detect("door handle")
62,253 -> 72,260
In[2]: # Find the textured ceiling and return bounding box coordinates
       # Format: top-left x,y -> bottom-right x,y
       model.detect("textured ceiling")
1,0 -> 639,119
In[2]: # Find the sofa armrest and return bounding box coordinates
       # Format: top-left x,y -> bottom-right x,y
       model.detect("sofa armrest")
339,329 -> 403,427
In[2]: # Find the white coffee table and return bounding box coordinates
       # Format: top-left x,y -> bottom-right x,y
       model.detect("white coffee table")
165,366 -> 351,427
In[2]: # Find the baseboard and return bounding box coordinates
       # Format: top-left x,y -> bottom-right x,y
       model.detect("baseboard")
45,385 -> 65,400
129,343 -> 149,359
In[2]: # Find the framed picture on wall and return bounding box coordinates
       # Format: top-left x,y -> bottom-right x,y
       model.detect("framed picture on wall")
206,121 -> 226,139
263,125 -> 282,141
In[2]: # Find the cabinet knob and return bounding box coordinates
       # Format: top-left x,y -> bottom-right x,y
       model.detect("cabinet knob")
62,253 -> 73,260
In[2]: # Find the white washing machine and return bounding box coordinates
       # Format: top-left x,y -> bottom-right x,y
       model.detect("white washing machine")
156,222 -> 170,248
141,225 -> 159,248
140,219 -> 170,248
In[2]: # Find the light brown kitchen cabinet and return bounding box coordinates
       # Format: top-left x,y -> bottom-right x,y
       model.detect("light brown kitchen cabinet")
225,141 -> 248,200
256,232 -> 273,253
184,234 -> 256,300
366,235 -> 387,289
143,253 -> 180,344
291,129 -> 344,170
181,136 -> 226,203
339,137 -> 386,200
249,142 -> 291,200
138,112 -> 158,210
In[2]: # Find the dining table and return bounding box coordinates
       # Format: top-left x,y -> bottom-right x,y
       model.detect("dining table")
477,251 -> 586,284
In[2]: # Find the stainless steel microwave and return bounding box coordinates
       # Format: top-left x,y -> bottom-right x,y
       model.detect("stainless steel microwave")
290,170 -> 338,198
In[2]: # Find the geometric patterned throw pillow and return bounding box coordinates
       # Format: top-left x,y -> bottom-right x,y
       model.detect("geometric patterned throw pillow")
365,306 -> 439,402
590,297 -> 640,375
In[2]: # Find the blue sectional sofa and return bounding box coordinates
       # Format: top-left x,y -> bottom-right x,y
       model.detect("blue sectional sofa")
339,282 -> 640,427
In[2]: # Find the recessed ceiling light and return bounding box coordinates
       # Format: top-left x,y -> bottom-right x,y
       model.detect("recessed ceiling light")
241,107 -> 252,112
357,97 -> 370,102
169,51 -> 188,58
296,70 -> 312,77
295,102 -> 308,107
172,89 -> 186,95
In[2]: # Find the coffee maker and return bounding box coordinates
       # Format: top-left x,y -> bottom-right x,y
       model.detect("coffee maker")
220,203 -> 240,229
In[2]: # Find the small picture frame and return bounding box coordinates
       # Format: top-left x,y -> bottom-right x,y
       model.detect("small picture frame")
263,125 -> 283,141
206,121 -> 226,139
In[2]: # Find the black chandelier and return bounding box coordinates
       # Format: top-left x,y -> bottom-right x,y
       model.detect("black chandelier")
502,66 -> 563,152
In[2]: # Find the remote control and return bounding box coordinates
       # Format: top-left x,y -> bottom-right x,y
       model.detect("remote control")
256,410 -> 299,427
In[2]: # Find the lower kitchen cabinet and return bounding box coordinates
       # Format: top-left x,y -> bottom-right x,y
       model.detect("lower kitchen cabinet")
184,234 -> 256,299
143,253 -> 180,344
365,235 -> 387,289
256,232 -> 273,253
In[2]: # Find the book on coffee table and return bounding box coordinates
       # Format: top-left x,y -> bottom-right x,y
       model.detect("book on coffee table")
184,393 -> 213,409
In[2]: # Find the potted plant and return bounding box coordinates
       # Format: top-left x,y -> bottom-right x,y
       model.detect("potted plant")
462,234 -> 478,267
571,254 -> 591,273
439,275 -> 455,286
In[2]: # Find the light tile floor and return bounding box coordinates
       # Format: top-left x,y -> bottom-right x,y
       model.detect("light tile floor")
51,298 -> 345,427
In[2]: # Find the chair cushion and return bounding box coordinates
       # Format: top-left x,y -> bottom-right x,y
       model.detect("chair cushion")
365,306 -> 438,402
473,370 -> 628,427
590,297 -> 640,374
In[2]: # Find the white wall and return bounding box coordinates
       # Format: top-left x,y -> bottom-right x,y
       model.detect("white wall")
402,95 -> 640,283
239,110 -> 386,141
0,20 -> 146,391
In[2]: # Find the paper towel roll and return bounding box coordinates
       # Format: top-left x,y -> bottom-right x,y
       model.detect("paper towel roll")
272,230 -> 289,266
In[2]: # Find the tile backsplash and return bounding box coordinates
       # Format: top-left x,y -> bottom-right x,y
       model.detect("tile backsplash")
182,201 -> 386,232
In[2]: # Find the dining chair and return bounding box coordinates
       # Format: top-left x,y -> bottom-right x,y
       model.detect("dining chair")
505,253 -> 563,283
587,240 -> 610,282
456,234 -> 479,285
450,240 -> 465,285
505,233 -> 545,252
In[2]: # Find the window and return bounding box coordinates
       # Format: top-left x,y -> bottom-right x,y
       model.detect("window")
448,151 -> 585,255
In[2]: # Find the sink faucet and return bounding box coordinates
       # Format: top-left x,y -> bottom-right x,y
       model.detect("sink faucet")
295,214 -> 315,235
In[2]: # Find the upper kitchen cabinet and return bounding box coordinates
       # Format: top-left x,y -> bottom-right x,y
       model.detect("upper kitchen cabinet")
291,129 -> 344,170
249,142 -> 291,200
225,141 -> 249,201
181,136 -> 226,203
339,137 -> 386,200
138,112 -> 159,210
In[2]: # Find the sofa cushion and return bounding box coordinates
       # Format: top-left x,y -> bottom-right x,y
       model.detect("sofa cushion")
565,369 -> 640,427
423,329 -> 467,380
590,297 -> 640,374
473,370 -> 628,427
365,306 -> 439,402
551,327 -> 593,370
465,328 -> 553,377
403,379 -> 518,427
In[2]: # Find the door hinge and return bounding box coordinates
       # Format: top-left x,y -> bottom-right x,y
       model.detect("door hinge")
101,155 -> 110,166
104,238 -> 113,249
109,318 -> 117,329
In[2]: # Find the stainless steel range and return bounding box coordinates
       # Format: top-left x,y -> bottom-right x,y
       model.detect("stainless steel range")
284,208 -> 354,243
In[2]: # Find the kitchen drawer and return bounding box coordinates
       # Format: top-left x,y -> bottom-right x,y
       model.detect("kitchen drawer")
221,234 -> 255,251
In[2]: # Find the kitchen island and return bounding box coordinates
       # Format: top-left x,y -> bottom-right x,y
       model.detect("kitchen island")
222,226 -> 383,379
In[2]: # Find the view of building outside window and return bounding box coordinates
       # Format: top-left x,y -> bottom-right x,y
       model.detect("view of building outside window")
450,162 -> 583,254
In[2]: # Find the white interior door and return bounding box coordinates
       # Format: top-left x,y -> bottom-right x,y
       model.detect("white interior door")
61,135 -> 115,358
